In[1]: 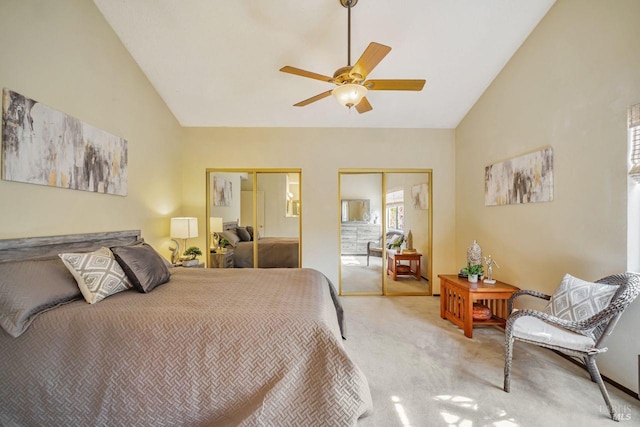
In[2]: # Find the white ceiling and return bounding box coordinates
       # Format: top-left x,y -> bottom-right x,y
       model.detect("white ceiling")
93,0 -> 555,129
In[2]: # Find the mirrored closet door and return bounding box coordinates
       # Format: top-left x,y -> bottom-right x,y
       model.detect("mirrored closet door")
206,169 -> 301,269
339,170 -> 432,296
339,172 -> 383,295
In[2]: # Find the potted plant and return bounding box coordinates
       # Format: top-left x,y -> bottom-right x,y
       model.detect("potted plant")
182,246 -> 202,266
217,238 -> 230,253
462,263 -> 483,283
183,246 -> 202,260
391,240 -> 402,253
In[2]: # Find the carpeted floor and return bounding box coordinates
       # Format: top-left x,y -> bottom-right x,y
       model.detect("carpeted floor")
341,255 -> 430,294
341,295 -> 639,426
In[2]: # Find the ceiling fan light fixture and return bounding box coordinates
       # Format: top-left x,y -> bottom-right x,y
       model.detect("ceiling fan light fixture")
332,84 -> 368,108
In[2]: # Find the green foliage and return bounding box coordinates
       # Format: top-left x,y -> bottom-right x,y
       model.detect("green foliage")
219,237 -> 230,247
462,262 -> 483,276
184,246 -> 202,257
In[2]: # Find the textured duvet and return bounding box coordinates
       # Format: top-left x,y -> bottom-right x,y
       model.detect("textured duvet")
0,268 -> 372,426
232,237 -> 299,268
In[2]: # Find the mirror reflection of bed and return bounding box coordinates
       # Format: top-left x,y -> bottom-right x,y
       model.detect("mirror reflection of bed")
207,170 -> 301,268
218,221 -> 299,268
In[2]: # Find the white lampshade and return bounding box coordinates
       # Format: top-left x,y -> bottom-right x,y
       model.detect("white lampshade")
170,217 -> 198,239
210,217 -> 223,233
332,84 -> 368,108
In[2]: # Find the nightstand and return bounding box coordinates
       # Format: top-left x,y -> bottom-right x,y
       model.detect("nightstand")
210,250 -> 234,268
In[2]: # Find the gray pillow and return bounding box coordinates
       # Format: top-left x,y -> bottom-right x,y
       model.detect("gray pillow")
0,259 -> 82,337
246,226 -> 254,240
236,227 -> 251,242
219,230 -> 241,247
111,243 -> 171,293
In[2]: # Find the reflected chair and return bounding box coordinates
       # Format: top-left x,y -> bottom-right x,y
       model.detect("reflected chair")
366,231 -> 404,266
503,272 -> 640,421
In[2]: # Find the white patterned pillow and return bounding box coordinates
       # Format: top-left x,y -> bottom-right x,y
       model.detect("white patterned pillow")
59,247 -> 132,304
544,274 -> 617,329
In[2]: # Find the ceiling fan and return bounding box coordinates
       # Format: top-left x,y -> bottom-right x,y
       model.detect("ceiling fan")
279,0 -> 426,114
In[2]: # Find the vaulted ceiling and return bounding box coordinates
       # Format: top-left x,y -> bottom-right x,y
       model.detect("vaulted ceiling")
93,0 -> 555,128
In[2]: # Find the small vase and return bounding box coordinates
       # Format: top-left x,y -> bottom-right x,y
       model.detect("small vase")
468,274 -> 478,283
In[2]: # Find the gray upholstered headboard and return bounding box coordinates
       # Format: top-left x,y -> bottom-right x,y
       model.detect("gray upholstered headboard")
223,221 -> 238,231
0,230 -> 142,263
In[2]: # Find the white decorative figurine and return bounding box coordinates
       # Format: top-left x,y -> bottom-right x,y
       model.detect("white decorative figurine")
406,230 -> 413,251
467,240 -> 482,266
483,255 -> 500,284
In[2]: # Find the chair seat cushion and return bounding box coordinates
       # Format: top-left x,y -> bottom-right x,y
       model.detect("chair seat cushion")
512,314 -> 596,352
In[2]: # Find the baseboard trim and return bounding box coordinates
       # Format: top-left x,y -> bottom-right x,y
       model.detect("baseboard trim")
551,350 -> 640,400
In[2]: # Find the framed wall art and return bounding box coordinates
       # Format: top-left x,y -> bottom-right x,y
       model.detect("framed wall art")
485,147 -> 553,206
213,176 -> 232,207
411,183 -> 428,210
1,88 -> 127,196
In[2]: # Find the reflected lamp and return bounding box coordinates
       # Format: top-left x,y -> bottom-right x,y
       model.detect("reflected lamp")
210,217 -> 223,251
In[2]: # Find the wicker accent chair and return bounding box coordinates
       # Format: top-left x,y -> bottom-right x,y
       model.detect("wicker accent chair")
366,231 -> 404,266
503,272 -> 640,421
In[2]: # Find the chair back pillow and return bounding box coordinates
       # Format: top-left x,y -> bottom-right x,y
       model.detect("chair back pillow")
544,274 -> 617,334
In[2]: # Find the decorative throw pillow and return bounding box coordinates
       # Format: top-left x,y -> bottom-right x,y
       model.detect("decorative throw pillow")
544,274 -> 617,332
59,247 -> 133,304
246,226 -> 254,241
111,243 -> 171,293
219,230 -> 241,247
236,227 -> 252,242
0,258 -> 82,337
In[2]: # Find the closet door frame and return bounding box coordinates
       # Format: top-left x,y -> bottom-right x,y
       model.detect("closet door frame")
338,168 -> 433,296
206,168 -> 302,268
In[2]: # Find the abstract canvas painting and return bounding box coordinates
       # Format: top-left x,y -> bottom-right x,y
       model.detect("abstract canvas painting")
2,89 -> 127,195
213,176 -> 232,206
411,183 -> 428,210
485,147 -> 553,206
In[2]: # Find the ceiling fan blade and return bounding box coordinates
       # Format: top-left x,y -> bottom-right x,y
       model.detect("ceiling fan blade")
355,97 -> 372,114
280,66 -> 333,83
293,90 -> 333,107
350,42 -> 392,79
365,79 -> 426,91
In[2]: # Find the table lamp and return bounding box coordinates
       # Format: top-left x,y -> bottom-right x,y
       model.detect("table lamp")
210,217 -> 223,251
170,217 -> 198,262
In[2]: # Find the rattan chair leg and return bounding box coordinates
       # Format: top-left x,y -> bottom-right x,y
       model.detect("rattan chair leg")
585,356 -> 617,421
504,336 -> 514,392
584,356 -> 598,382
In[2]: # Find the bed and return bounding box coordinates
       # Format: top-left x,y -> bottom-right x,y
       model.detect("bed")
219,222 -> 299,268
0,230 -> 371,426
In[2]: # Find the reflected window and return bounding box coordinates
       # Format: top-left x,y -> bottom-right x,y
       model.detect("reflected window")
387,188 -> 404,230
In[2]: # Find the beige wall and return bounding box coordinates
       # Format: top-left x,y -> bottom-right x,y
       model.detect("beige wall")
0,0 -> 184,251
456,0 -> 640,391
182,127 -> 456,291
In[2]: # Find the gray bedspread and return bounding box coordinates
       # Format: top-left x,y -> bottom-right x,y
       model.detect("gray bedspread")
0,268 -> 372,426
233,237 -> 299,268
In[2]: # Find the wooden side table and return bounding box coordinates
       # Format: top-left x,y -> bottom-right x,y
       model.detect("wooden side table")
438,274 -> 520,338
387,251 -> 422,280
209,250 -> 234,268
